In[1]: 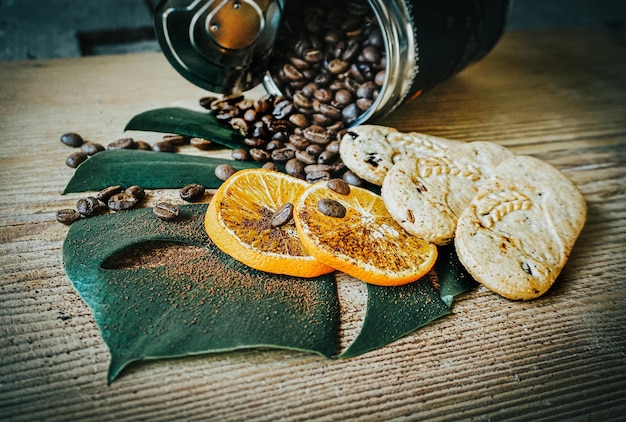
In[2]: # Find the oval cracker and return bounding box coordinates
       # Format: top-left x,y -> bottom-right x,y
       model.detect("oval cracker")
455,155 -> 586,300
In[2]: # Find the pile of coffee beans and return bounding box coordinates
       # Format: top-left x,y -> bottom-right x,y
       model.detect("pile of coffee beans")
270,0 -> 386,127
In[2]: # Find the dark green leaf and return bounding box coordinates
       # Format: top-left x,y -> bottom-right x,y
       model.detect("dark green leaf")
62,149 -> 261,193
436,244 -> 477,307
125,107 -> 245,149
63,204 -> 340,383
338,245 -> 476,359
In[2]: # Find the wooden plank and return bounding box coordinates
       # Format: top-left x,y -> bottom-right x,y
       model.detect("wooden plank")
1,29 -> 625,421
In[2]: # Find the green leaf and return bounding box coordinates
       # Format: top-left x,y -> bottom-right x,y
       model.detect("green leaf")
125,107 -> 245,149
338,245 -> 476,359
63,204 -> 340,383
62,149 -> 262,193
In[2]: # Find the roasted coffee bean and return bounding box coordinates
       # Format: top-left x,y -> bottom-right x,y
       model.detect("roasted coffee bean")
316,102 -> 342,120
285,158 -> 304,176
215,164 -> 237,181
60,132 -> 84,147
295,150 -> 317,165
271,147 -> 295,162
283,64 -> 304,81
180,183 -> 205,202
375,69 -> 386,86
341,40 -> 361,61
327,178 -> 351,195
125,185 -> 146,201
244,137 -> 266,148
250,148 -> 271,162
357,81 -> 377,98
210,94 -> 244,110
266,140 -> 284,151
356,97 -> 374,111
303,125 -> 330,145
334,89 -> 353,106
343,170 -> 364,186
327,59 -> 350,74
303,49 -> 324,64
272,100 -> 295,119
318,198 -> 346,218
199,96 -> 219,109
190,137 -> 213,150
289,113 -> 309,128
229,117 -> 249,134
288,134 -> 309,150
76,196 -> 102,217
271,203 -> 294,227
306,171 -> 330,183
304,164 -> 332,174
66,151 -> 88,168
326,140 -> 341,153
108,193 -> 138,212
231,148 -> 250,161
341,103 -> 361,124
313,88 -> 333,103
56,208 -> 81,225
306,143 -> 324,157
152,141 -> 175,152
80,142 -> 105,156
135,140 -> 153,151
96,185 -> 123,202
262,162 -> 279,171
153,202 -> 180,221
293,92 -> 312,109
107,137 -> 136,150
318,150 -> 338,164
162,134 -> 188,146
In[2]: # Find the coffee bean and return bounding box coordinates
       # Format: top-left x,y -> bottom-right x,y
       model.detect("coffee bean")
56,208 -> 81,225
318,198 -> 346,218
76,196 -> 103,217
162,134 -> 188,145
334,89 -> 354,106
271,203 -> 294,227
305,171 -> 329,183
303,125 -> 330,145
327,59 -> 350,74
327,178 -> 351,195
135,140 -> 153,151
313,88 -> 333,103
272,100 -> 294,119
152,141 -> 176,152
215,164 -> 236,181
60,132 -> 84,147
153,202 -> 180,221
250,148 -> 271,162
326,140 -> 341,153
97,185 -> 123,202
199,96 -> 219,109
303,49 -> 324,64
285,158 -> 304,176
271,148 -> 295,162
125,185 -> 146,201
318,150 -> 338,164
80,142 -> 105,156
375,69 -> 386,86
341,103 -> 361,124
289,113 -> 309,128
108,193 -> 138,212
288,134 -> 309,150
232,148 -> 250,161
66,151 -> 88,168
190,137 -> 213,150
295,150 -> 317,165
180,183 -> 205,202
343,170 -> 364,186
107,137 -> 136,150
306,143 -> 324,157
262,162 -> 279,171
356,97 -> 374,111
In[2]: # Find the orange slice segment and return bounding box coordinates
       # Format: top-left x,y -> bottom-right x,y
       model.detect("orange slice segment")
205,169 -> 334,278
293,180 -> 438,286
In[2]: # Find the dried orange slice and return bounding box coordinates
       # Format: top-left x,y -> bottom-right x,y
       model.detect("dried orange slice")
205,169 -> 334,277
293,180 -> 438,286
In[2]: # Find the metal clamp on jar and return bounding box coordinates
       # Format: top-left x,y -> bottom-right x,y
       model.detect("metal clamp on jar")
154,0 -> 284,93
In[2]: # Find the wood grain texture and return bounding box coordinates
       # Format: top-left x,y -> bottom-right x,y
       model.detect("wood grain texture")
1,29 -> 625,421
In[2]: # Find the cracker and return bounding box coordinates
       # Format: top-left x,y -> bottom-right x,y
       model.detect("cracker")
381,141 -> 514,245
339,125 -> 458,186
455,155 -> 586,300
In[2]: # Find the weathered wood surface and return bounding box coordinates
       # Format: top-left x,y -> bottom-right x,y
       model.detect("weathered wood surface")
1,29 -> 625,421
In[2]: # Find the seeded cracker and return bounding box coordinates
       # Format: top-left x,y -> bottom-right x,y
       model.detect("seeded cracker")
455,155 -> 586,300
382,141 -> 514,245
339,125 -> 459,186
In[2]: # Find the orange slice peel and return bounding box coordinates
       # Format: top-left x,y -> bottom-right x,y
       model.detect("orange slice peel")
205,169 -> 334,278
293,180 -> 438,286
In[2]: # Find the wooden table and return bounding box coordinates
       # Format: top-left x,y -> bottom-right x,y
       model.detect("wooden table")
1,29 -> 625,421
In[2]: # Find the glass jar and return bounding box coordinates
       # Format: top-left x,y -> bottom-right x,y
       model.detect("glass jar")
155,0 -> 510,126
